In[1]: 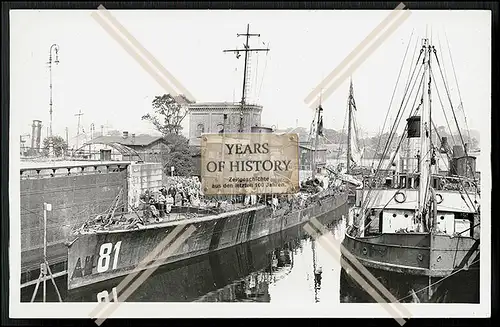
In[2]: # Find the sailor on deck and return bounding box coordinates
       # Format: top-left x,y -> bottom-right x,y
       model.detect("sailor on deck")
158,193 -> 166,217
272,197 -> 279,213
165,195 -> 174,214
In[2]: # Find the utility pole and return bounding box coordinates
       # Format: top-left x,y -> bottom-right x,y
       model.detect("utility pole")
48,44 -> 60,138
90,123 -> 95,140
30,203 -> 62,303
75,110 -> 84,149
223,24 -> 270,132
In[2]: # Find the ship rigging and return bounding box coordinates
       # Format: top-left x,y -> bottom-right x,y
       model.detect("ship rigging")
342,33 -> 480,303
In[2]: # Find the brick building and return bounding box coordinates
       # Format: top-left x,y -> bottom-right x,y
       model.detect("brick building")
82,131 -> 169,163
188,102 -> 263,146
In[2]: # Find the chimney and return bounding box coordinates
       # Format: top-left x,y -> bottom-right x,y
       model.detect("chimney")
131,133 -> 136,144
122,131 -> 129,139
440,137 -> 449,153
31,120 -> 42,151
453,145 -> 464,158
464,143 -> 469,154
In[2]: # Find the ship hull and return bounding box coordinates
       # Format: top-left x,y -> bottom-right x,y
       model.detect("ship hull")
67,192 -> 348,290
339,261 -> 480,303
340,231 -> 480,303
341,231 -> 479,277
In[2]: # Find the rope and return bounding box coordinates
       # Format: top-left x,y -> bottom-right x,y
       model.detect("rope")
396,258 -> 480,302
444,30 -> 472,144
257,42 -> 270,99
429,67 -> 456,144
372,30 -> 416,167
361,60 -> 427,211
430,121 -> 477,213
437,34 -> 450,102
432,53 -> 479,193
20,205 -> 90,230
432,49 -> 477,188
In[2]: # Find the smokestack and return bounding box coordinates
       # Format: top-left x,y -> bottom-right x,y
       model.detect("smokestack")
122,131 -> 129,139
464,143 -> 469,154
31,120 -> 42,151
453,145 -> 464,158
440,137 -> 449,154
406,116 -> 421,138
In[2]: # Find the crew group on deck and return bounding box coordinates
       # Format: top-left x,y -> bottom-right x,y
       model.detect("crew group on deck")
138,173 -> 344,221
75,172 -> 344,234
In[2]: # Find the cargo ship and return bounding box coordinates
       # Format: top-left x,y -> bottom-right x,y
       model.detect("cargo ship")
341,37 -> 480,303
66,24 -> 349,292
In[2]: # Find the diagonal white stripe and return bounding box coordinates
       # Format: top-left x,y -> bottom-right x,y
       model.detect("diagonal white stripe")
305,3 -> 410,109
89,224 -> 185,318
93,225 -> 196,324
307,9 -> 411,109
304,223 -> 408,325
309,217 -> 412,313
91,6 -> 195,101
96,5 -> 196,102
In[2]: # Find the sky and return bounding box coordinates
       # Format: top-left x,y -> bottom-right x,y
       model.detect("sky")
10,10 -> 491,145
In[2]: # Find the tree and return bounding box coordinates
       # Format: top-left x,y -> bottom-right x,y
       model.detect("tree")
142,94 -> 188,135
42,135 -> 68,157
161,133 -> 194,176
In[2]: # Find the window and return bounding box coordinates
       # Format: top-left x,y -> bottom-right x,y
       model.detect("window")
100,149 -> 111,161
196,124 -> 205,137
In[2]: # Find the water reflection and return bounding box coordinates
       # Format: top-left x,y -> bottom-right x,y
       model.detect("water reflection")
22,202 -> 479,304
23,204 -> 349,303
339,263 -> 480,304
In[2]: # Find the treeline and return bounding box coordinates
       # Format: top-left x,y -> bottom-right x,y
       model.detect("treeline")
280,126 -> 480,159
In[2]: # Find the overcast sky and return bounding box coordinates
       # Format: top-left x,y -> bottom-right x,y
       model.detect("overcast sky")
10,10 -> 490,143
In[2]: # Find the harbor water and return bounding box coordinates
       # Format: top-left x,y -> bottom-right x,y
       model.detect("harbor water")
21,202 -> 478,303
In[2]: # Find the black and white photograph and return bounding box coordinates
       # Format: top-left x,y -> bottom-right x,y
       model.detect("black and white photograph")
8,6 -> 491,320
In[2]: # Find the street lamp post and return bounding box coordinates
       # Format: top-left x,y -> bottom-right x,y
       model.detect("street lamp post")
48,44 -> 60,138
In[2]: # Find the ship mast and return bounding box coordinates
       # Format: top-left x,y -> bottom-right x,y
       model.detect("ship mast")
346,78 -> 355,174
223,24 -> 270,132
418,38 -> 434,231
311,104 -> 323,180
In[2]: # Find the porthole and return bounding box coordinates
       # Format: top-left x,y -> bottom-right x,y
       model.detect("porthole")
436,193 -> 444,204
404,214 -> 409,218
392,213 -> 397,217
418,253 -> 423,261
394,191 -> 406,203
362,247 -> 368,255
440,216 -> 444,220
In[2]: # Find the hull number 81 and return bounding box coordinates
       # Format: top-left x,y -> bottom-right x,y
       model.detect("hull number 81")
97,241 -> 122,273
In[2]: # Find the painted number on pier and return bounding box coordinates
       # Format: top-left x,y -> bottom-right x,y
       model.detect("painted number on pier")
97,287 -> 118,302
97,241 -> 122,273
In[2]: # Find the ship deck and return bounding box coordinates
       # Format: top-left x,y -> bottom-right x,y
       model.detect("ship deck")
75,203 -> 268,235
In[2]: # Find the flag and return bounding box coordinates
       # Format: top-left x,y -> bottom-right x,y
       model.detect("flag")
349,79 -> 357,111
318,116 -> 324,136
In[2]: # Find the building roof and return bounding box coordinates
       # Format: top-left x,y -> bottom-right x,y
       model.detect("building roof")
188,102 -> 263,111
20,160 -> 132,171
89,135 -> 164,147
